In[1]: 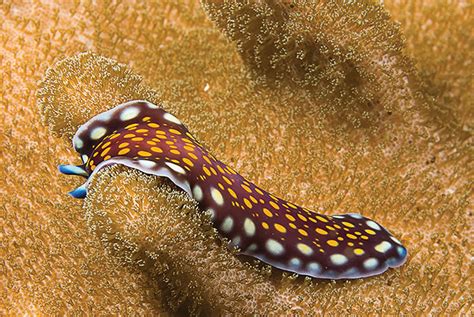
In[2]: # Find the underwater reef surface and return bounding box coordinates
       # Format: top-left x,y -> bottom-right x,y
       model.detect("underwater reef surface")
2,0 -> 472,315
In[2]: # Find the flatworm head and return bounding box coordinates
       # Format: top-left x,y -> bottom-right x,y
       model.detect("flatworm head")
61,100 -> 408,280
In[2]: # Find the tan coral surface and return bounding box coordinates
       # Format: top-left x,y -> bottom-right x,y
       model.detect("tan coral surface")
1,0 -> 473,315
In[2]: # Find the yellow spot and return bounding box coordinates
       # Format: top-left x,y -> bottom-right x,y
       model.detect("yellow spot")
155,130 -> 166,135
182,138 -> 193,143
203,156 -> 212,164
316,216 -> 329,223
217,165 -> 226,174
101,141 -> 111,149
308,217 -> 317,223
334,224 -> 342,229
142,116 -> 151,122
241,184 -> 252,193
125,123 -> 138,129
118,148 -> 130,155
355,231 -> 362,235
156,135 -> 167,139
263,208 -> 273,218
274,223 -> 287,233
316,228 -> 328,235
188,153 -> 198,160
131,137 -> 144,141
93,152 -> 99,157
269,201 -> 280,210
337,237 -> 344,241
101,147 -> 111,157
218,183 -> 224,190
103,155 -> 111,161
327,240 -> 339,247
255,187 -> 264,195
354,248 -> 365,255
203,166 -> 211,176
165,141 -> 174,145
285,214 -> 296,221
222,175 -> 232,185
119,143 -> 129,149
262,222 -> 269,229
365,229 -> 376,235
147,140 -> 157,145
170,149 -> 181,155
342,221 -> 355,228
151,147 -> 163,153
148,123 -> 159,128
287,202 -> 297,209
249,195 -> 258,204
297,214 -> 307,222
348,242 -> 354,246
184,145 -> 195,152
346,233 -> 357,240
289,223 -> 297,229
109,133 -> 120,140
182,158 -> 193,167
124,133 -> 135,138
298,229 -> 308,236
243,198 -> 252,208
326,225 -> 335,231
361,235 -> 369,240
228,188 -> 237,199
138,151 -> 152,157
136,129 -> 148,133
210,167 -> 217,175
169,128 -> 181,135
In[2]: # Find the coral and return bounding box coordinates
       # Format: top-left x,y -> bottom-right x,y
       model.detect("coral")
2,0 -> 472,315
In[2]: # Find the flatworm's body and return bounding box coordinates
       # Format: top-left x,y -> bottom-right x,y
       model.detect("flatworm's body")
60,100 -> 407,279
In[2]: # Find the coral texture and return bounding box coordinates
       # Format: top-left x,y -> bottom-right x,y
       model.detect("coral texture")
2,0 -> 473,315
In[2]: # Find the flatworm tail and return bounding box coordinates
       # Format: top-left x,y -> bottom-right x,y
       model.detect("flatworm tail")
60,100 -> 408,279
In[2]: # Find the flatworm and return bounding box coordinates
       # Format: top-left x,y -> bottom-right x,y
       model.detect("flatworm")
60,100 -> 408,280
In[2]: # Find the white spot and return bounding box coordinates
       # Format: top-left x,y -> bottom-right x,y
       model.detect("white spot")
343,268 -> 359,277
243,218 -> 256,237
90,126 -> 106,140
138,160 -> 156,169
330,254 -> 348,266
163,112 -> 182,125
366,220 -> 381,230
332,215 -> 345,219
363,258 -> 379,270
82,154 -> 88,163
231,236 -> 241,246
307,262 -> 321,274
165,162 -> 186,175
397,246 -> 407,257
192,184 -> 203,201
146,102 -> 159,109
74,137 -> 83,149
210,187 -> 224,206
390,236 -> 402,245
266,239 -> 284,255
289,258 -> 301,268
375,241 -> 392,253
221,216 -> 233,232
246,243 -> 257,252
120,107 -> 140,121
205,208 -> 215,220
297,243 -> 313,256
204,83 -> 210,92
97,111 -> 112,121
349,213 -> 363,219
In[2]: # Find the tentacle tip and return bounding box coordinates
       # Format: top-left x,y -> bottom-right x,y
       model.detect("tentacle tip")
58,164 -> 88,177
68,184 -> 87,199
